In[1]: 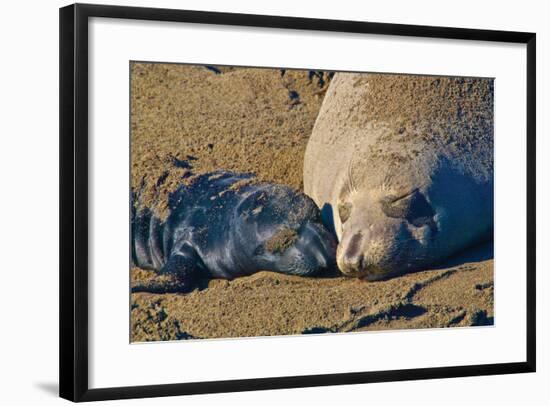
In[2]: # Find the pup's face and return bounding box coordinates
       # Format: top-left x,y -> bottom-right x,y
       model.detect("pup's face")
237,185 -> 337,276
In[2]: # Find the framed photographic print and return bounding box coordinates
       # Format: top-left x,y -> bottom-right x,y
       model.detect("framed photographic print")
59,3 -> 536,402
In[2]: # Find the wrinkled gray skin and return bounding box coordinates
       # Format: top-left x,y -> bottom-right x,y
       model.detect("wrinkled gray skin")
304,73 -> 493,280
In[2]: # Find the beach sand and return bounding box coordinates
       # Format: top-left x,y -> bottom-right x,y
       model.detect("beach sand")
130,62 -> 494,342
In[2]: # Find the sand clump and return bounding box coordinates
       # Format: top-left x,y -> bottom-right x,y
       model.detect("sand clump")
264,228 -> 299,253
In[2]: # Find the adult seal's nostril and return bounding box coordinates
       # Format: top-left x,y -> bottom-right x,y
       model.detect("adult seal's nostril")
345,254 -> 364,273
344,232 -> 363,260
336,232 -> 365,276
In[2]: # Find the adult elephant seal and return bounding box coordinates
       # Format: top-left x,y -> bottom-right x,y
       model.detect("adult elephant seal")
304,73 -> 493,280
132,171 -> 337,293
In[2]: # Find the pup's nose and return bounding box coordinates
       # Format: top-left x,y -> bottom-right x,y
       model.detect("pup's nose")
302,221 -> 337,267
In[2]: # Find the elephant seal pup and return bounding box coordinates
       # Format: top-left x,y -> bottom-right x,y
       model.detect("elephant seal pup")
132,171 -> 337,293
304,73 -> 493,280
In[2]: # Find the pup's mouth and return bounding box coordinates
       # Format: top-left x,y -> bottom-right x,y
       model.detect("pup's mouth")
289,222 -> 337,275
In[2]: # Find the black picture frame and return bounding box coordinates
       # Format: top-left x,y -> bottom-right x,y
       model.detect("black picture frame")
59,3 -> 536,402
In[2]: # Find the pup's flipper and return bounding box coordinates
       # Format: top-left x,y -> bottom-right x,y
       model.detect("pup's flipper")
131,245 -> 202,294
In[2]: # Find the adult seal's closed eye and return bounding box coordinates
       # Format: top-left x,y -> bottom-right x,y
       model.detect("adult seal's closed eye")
132,171 -> 337,293
304,73 -> 493,280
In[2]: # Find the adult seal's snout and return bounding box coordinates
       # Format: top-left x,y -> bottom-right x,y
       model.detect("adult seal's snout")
132,170 -> 337,293
304,73 -> 493,279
